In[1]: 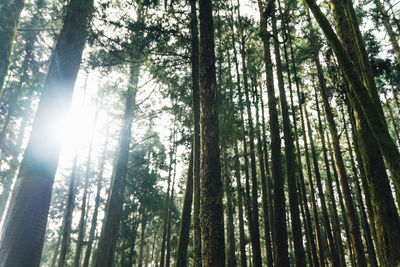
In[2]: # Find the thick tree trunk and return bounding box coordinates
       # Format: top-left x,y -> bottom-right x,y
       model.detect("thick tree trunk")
93,63 -> 139,267
198,0 -> 225,265
0,1 -> 92,264
175,149 -> 193,267
0,0 -> 24,94
305,0 -> 400,205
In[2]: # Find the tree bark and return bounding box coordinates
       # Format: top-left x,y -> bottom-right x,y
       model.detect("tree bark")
0,0 -> 92,264
190,1 -> 201,266
198,0 -> 225,265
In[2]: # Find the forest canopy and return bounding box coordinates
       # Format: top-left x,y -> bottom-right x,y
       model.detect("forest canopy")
0,0 -> 400,266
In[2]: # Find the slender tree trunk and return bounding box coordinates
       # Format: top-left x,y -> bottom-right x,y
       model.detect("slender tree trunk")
383,91 -> 400,146
0,0 -> 24,94
190,1 -> 201,266
373,0 -> 400,62
253,81 -> 273,267
222,151 -> 237,267
50,214 -> 66,267
94,63 -> 139,267
272,5 -> 306,265
138,209 -> 148,267
198,0 -> 225,265
175,148 -> 193,267
160,126 -> 176,267
285,20 -> 319,267
73,105 -> 99,267
0,0 -> 92,264
166,158 -> 177,267
325,130 -> 355,266
341,104 -> 378,266
314,83 -> 346,267
241,37 -> 263,267
302,106 -> 325,267
230,5 -> 255,262
82,129 -> 110,267
58,151 -> 79,267
227,40 -> 247,267
257,2 -> 289,266
305,104 -> 340,266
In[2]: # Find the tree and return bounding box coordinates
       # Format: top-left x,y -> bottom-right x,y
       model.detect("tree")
198,0 -> 225,265
0,0 -> 25,95
0,0 -> 93,264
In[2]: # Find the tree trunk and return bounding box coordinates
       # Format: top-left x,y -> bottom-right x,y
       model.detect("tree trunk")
198,0 -> 225,265
190,1 -> 201,266
315,51 -> 366,265
175,148 -> 193,267
222,151 -> 237,267
227,36 -> 247,267
373,0 -> 400,62
302,106 -> 326,267
93,63 -> 139,267
271,7 -> 306,266
305,0 -> 400,205
257,2 -> 289,266
0,0 -> 24,94
305,103 -> 340,266
313,81 -> 346,267
160,127 -> 176,267
0,0 -> 92,264
241,37 -> 263,267
253,81 -> 273,267
73,104 -> 99,267
58,151 -> 79,267
138,209 -> 148,267
341,104 -> 378,266
82,129 -> 110,267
